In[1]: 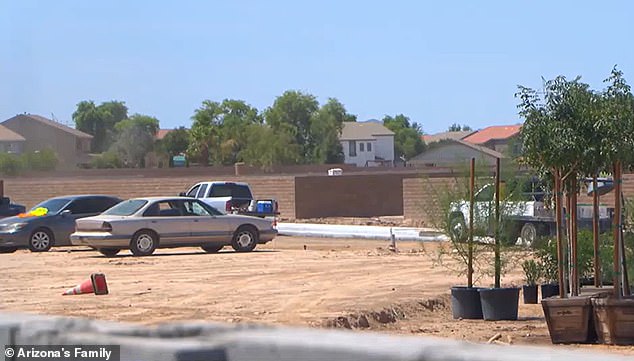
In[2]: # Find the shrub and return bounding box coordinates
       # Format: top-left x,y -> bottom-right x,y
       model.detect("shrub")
90,152 -> 122,169
0,153 -> 24,175
22,149 -> 58,171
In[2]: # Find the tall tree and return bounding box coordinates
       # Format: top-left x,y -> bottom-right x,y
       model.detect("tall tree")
382,114 -> 425,160
239,124 -> 300,170
73,100 -> 128,153
159,127 -> 190,157
448,123 -> 472,132
265,91 -> 320,163
310,98 -> 356,164
188,100 -> 222,165
110,114 -> 159,168
216,99 -> 262,165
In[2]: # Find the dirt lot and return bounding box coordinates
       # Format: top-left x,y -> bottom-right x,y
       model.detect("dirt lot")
1,236 -> 632,356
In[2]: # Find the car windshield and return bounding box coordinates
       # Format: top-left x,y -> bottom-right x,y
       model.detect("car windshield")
30,198 -> 72,214
101,199 -> 148,216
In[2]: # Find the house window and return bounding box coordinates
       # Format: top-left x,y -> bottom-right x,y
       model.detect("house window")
367,142 -> 372,151
349,141 -> 357,157
359,142 -> 365,152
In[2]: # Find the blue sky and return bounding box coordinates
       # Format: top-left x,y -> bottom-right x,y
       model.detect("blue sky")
2,1 -> 632,134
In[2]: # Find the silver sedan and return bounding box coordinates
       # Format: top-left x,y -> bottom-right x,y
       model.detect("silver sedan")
70,196 -> 277,257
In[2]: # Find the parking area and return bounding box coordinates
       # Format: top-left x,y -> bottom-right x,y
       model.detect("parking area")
0,236 -> 632,355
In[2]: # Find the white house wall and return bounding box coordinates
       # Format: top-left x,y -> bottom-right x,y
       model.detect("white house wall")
340,139 -> 376,166
374,135 -> 394,163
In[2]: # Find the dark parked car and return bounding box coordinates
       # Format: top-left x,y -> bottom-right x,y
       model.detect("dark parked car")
0,197 -> 26,218
0,195 -> 122,253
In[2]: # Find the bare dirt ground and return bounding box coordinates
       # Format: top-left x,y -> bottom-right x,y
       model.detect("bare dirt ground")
1,236 -> 632,356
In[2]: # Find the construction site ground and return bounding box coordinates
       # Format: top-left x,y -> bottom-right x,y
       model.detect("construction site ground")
0,236 -> 632,356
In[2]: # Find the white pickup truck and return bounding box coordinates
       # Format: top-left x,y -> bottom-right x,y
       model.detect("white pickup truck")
180,181 -> 279,217
448,183 -> 613,246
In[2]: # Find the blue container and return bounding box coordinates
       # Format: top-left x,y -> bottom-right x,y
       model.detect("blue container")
256,201 -> 273,213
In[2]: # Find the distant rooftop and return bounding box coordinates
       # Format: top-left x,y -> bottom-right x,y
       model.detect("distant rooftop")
462,124 -> 521,144
340,121 -> 394,141
422,130 -> 475,144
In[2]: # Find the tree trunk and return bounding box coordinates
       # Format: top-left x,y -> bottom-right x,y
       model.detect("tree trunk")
555,171 -> 566,298
468,158 -> 475,288
593,175 -> 601,287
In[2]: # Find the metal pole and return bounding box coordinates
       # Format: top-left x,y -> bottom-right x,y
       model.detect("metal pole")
494,157 -> 501,289
555,171 -> 566,298
593,175 -> 601,287
468,158 -> 475,288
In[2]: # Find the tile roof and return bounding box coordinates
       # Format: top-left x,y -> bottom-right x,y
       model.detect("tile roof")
156,129 -> 172,140
340,121 -> 394,141
462,124 -> 521,144
0,124 -> 26,142
4,114 -> 93,139
422,130 -> 476,144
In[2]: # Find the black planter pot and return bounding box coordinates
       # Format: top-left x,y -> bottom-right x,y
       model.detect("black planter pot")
522,284 -> 538,304
478,287 -> 520,321
450,286 -> 483,319
541,283 -> 560,300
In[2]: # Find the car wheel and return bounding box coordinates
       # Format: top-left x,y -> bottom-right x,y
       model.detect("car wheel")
231,226 -> 258,252
0,247 -> 17,254
99,248 -> 121,257
28,228 -> 54,252
449,215 -> 467,242
201,244 -> 224,253
130,230 -> 158,256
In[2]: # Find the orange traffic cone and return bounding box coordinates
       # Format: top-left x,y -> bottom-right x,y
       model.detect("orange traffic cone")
62,273 -> 109,295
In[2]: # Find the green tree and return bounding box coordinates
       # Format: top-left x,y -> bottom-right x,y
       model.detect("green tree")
188,100 -> 222,165
110,114 -> 159,168
447,123 -> 473,132
73,100 -> 128,153
265,91 -> 320,163
216,99 -> 262,165
239,124 -> 300,170
382,114 -> 426,160
310,98 -> 356,164
159,127 -> 190,157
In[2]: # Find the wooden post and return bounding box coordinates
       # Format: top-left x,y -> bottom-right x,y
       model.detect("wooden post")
468,158 -> 475,288
613,161 -> 623,297
593,175 -> 601,287
555,171 -> 566,298
494,157 -> 501,289
0,179 -> 4,198
571,178 -> 579,296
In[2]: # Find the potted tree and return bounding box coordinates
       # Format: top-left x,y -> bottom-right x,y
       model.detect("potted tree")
477,157 -> 521,321
522,259 -> 541,304
424,158 -> 488,319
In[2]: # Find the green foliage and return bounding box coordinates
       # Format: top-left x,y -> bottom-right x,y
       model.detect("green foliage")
22,149 -> 58,171
382,114 -> 425,160
239,124 -> 300,171
73,100 -> 128,153
310,98 -> 355,164
187,99 -> 261,165
447,123 -> 472,132
159,127 -> 190,156
109,114 -> 159,168
265,91 -> 320,163
0,153 -> 23,175
89,151 -> 122,169
521,259 -> 542,285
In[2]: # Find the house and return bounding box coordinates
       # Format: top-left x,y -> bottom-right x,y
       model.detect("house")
409,139 -> 505,168
2,114 -> 93,168
421,130 -> 476,145
339,121 -> 395,167
462,124 -> 522,156
0,125 -> 26,154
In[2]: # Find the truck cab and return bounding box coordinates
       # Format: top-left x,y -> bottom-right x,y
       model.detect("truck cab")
180,181 -> 253,213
